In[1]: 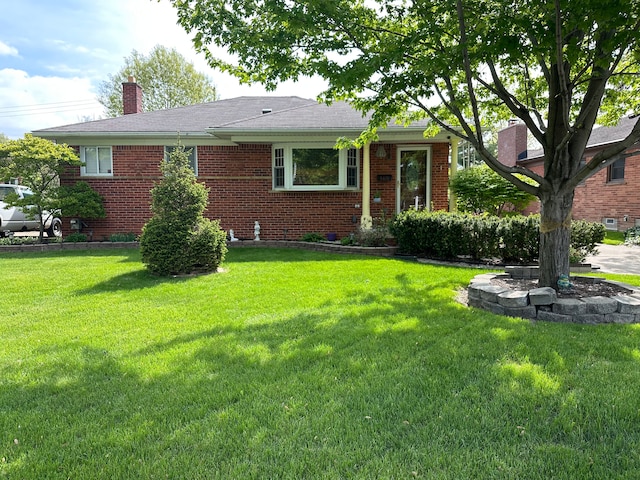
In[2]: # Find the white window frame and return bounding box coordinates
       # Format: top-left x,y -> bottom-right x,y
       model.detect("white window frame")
81,146 -> 113,177
272,143 -> 359,191
164,146 -> 198,176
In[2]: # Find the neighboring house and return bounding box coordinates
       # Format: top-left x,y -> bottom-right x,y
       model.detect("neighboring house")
498,117 -> 640,231
33,79 -> 453,240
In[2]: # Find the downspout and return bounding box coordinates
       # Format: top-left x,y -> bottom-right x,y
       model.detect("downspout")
449,137 -> 460,212
361,141 -> 373,229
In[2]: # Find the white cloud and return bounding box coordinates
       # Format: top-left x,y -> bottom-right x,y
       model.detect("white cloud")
0,69 -> 103,138
0,0 -> 327,139
0,40 -> 19,57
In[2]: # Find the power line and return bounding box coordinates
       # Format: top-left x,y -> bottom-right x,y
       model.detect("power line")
0,101 -> 104,118
0,99 -> 98,111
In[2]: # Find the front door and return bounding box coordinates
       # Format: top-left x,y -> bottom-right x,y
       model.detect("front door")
397,147 -> 431,212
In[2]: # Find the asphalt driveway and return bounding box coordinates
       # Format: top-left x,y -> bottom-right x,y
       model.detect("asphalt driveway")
586,243 -> 640,275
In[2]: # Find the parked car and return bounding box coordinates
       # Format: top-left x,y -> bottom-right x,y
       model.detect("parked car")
0,184 -> 62,237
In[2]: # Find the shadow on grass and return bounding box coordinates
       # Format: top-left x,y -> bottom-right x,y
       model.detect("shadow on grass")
0,246 -> 143,263
224,246 -> 400,263
4,255 -> 640,477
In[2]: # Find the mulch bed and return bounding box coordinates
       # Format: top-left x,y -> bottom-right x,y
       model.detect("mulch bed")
490,277 -> 632,299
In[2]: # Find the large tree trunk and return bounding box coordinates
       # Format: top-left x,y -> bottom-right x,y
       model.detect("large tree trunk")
538,189 -> 574,288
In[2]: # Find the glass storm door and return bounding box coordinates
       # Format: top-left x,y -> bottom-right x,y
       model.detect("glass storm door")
397,147 -> 431,212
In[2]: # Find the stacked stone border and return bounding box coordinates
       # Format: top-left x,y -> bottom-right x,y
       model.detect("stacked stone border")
0,240 -> 398,257
468,268 -> 640,324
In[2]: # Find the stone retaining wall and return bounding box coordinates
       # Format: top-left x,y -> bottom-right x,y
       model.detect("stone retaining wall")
0,240 -> 398,257
468,273 -> 640,324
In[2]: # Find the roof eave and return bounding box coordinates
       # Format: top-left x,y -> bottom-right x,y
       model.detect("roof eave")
207,126 -> 452,143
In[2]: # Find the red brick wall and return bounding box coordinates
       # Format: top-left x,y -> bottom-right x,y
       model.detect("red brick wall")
122,80 -> 143,115
62,142 -> 451,240
519,148 -> 640,230
367,142 -> 450,218
498,123 -> 528,167
573,148 -> 640,230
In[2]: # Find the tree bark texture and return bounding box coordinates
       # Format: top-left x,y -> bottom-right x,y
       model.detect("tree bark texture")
538,189 -> 574,288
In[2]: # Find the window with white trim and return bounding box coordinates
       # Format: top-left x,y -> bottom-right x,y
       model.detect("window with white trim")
81,146 -> 113,176
165,146 -> 198,175
272,144 -> 359,190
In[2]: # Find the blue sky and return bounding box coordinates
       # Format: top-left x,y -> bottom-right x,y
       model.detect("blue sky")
0,0 -> 326,138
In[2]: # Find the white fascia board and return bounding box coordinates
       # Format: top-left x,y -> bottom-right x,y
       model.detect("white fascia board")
32,131 -> 237,146
208,127 -> 450,144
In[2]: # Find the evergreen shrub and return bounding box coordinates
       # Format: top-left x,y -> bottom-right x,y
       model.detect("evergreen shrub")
139,143 -> 227,275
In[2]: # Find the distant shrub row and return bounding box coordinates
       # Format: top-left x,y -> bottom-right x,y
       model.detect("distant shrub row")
389,211 -> 605,264
625,226 -> 640,246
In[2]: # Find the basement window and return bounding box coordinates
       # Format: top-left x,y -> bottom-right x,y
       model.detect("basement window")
272,144 -> 359,191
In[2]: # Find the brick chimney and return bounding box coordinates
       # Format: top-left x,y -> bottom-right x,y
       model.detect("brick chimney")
122,76 -> 143,115
497,120 -> 527,166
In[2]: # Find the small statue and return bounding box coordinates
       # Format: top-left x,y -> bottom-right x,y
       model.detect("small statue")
254,221 -> 260,241
557,274 -> 573,290
229,229 -> 238,242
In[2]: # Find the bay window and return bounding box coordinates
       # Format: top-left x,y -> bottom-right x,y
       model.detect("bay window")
273,144 -> 359,190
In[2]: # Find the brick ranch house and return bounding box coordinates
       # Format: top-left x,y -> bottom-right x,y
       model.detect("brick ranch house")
498,116 -> 640,231
32,79 -> 455,241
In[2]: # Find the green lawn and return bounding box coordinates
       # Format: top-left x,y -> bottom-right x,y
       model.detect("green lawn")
603,230 -> 626,245
2,248 -> 640,479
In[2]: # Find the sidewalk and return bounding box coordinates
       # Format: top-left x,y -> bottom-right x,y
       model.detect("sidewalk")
586,243 -> 640,275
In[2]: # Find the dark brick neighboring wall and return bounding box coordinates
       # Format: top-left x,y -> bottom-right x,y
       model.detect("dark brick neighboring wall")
517,148 -> 640,229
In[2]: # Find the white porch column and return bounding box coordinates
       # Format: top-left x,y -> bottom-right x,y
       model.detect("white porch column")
449,138 -> 460,212
361,141 -> 373,229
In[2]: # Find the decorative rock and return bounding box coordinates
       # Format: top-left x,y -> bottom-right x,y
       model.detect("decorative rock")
505,266 -> 539,279
529,287 -> 557,306
468,297 -> 483,309
479,285 -> 510,303
615,295 -> 640,314
553,298 -> 587,315
537,311 -> 572,323
466,273 -> 640,324
468,283 -> 492,300
605,313 -> 637,324
481,301 -> 505,315
574,314 -> 605,324
504,305 -> 537,320
498,290 -> 529,308
582,296 -> 618,314
470,274 -> 499,284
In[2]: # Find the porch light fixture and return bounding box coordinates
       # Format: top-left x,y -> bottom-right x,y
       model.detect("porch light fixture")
375,145 -> 387,159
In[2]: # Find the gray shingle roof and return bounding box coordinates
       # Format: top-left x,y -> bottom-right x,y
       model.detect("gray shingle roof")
32,97 -> 318,135
524,115 -> 639,161
32,96 -> 421,137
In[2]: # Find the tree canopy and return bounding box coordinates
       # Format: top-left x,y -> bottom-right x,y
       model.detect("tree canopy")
450,165 -> 537,217
168,0 -> 640,287
97,45 -> 219,117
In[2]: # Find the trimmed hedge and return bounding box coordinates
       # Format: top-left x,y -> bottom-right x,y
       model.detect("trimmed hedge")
389,211 -> 605,264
